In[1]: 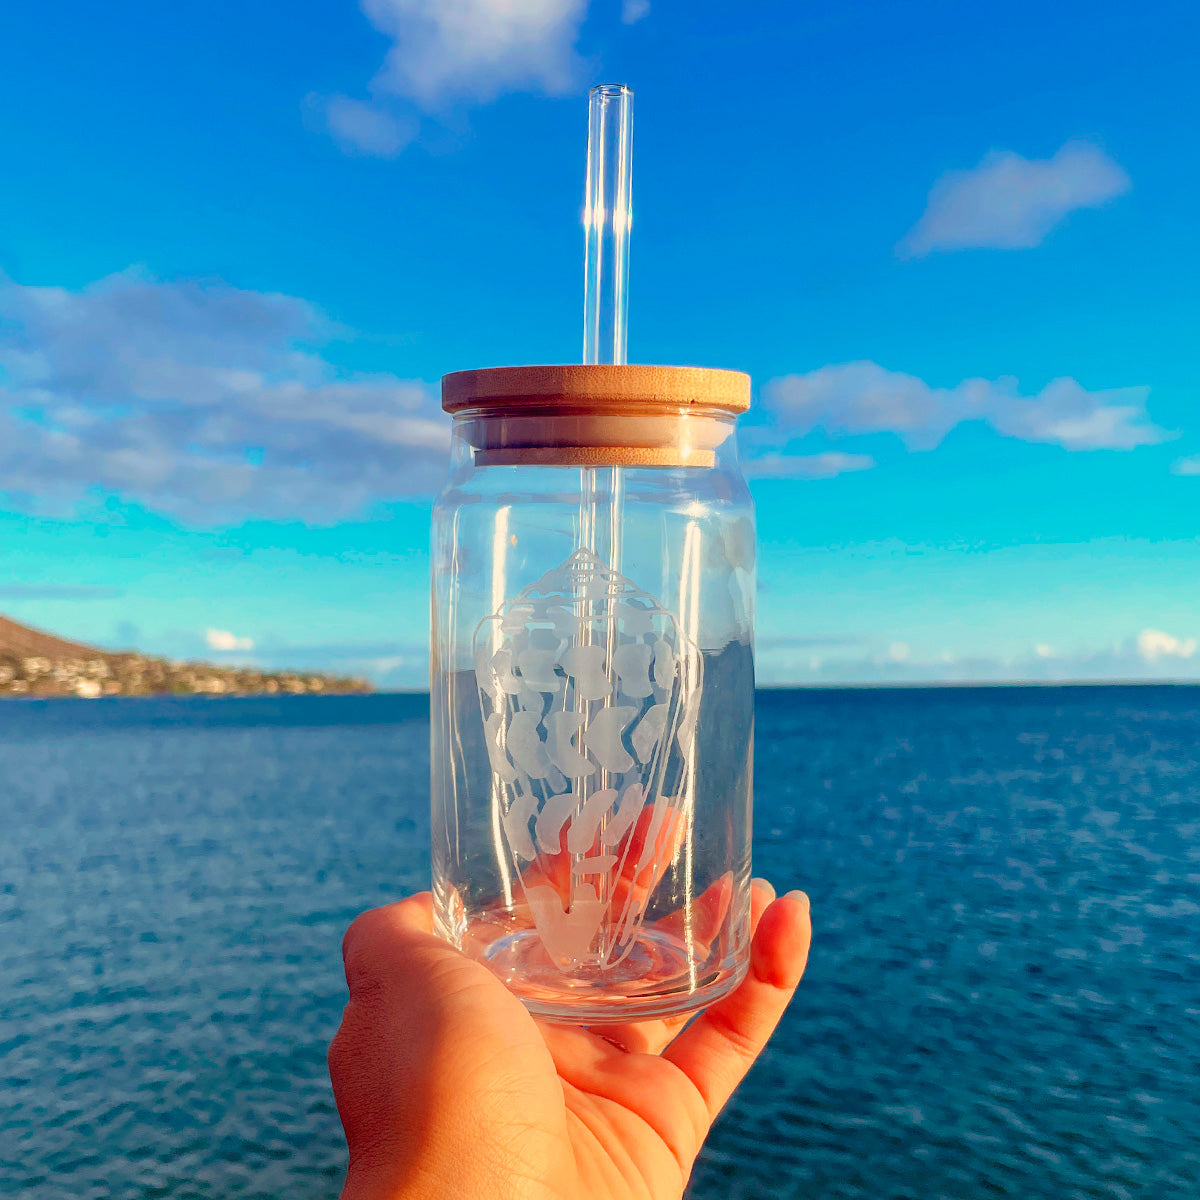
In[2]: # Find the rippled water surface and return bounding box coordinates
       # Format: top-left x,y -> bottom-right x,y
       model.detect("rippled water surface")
2,688 -> 1198,1198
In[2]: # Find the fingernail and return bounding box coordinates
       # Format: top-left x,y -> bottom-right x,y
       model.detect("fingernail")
784,889 -> 810,910
751,876 -> 776,899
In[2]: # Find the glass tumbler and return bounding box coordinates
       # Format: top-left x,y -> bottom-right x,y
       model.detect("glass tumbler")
431,364 -> 755,1023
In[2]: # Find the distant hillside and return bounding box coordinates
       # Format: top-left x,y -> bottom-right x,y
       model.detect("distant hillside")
0,612 -> 371,698
0,614 -> 104,661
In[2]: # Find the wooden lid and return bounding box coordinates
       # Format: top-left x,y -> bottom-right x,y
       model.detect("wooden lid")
442,364 -> 751,415
442,364 -> 750,468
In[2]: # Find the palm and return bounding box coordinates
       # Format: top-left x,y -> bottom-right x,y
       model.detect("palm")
551,1028 -> 709,1199
329,888 -> 809,1200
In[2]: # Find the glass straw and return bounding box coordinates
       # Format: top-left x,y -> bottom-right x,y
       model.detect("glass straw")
579,83 -> 634,589
583,84 -> 634,367
579,81 -> 634,568
575,83 -> 633,961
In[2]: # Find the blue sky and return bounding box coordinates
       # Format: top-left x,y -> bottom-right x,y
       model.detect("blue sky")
1,0 -> 1197,687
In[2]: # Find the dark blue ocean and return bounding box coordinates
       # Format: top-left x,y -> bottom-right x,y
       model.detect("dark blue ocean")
2,688 -> 1198,1199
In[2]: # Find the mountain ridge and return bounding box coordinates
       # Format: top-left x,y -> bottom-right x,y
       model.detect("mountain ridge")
0,612 -> 106,661
0,611 -> 370,698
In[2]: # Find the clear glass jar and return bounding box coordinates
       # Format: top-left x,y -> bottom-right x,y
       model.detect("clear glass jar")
430,365 -> 755,1023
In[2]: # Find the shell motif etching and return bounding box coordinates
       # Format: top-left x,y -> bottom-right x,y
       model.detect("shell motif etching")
475,549 -> 703,970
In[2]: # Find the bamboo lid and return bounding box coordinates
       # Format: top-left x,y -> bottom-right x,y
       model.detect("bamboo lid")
442,364 -> 751,415
441,365 -> 750,468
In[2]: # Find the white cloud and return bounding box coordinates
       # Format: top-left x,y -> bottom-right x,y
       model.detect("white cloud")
0,269 -> 449,523
622,0 -> 650,22
206,628 -> 255,652
323,95 -> 417,158
365,0 -> 587,106
745,450 -> 876,480
1170,455 -> 1200,476
764,361 -> 1168,452
756,630 -> 1200,686
899,141 -> 1130,257
1136,628 -> 1196,663
316,0 -> 594,157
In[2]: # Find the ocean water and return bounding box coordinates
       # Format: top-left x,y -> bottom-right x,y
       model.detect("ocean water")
1,688 -> 1198,1199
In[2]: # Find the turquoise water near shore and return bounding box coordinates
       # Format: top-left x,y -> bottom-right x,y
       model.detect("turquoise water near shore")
2,688 -> 1198,1198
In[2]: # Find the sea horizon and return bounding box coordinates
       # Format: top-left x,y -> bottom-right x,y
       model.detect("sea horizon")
4,677 -> 1200,702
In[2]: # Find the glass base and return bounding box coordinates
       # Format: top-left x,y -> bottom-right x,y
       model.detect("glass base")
481,924 -> 748,1024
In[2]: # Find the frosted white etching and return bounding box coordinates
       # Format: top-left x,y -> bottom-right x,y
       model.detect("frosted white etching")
507,710 -> 552,779
612,642 -> 655,698
560,645 -> 609,701
585,706 -> 637,772
600,782 -> 644,849
547,711 -> 594,778
535,792 -> 577,853
631,703 -> 669,765
566,788 -> 618,853
475,549 -> 703,971
502,792 -> 539,859
524,883 -> 606,963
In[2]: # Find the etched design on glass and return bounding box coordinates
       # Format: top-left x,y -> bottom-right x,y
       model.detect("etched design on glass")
475,549 -> 703,971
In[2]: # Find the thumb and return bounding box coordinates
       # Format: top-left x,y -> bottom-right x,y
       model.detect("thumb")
328,894 -> 552,1193
329,896 -> 479,1186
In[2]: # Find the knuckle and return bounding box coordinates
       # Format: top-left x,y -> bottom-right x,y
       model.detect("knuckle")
341,906 -> 387,968
706,1004 -> 763,1061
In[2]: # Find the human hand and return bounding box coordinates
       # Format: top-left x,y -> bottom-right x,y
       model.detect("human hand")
328,881 -> 811,1200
